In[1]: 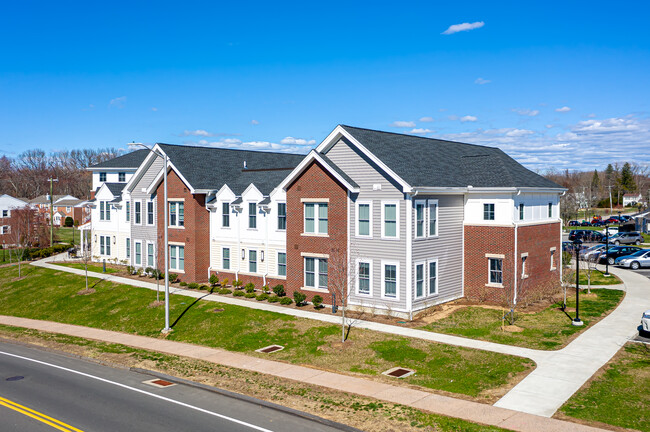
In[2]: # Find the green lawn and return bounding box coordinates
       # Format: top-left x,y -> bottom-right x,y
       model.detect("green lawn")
53,262 -> 117,274
0,248 -> 26,264
571,269 -> 623,286
422,289 -> 624,350
559,343 -> 649,431
0,264 -> 533,400
54,227 -> 76,245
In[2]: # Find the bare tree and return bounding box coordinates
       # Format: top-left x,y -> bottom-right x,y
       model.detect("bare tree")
326,246 -> 359,343
6,207 -> 48,277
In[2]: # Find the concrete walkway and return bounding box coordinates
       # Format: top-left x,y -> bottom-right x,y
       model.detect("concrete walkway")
0,315 -> 608,432
495,264 -> 650,416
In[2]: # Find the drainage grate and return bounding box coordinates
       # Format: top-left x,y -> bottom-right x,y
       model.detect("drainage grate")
256,344 -> 284,354
6,376 -> 24,382
382,367 -> 415,378
143,378 -> 176,388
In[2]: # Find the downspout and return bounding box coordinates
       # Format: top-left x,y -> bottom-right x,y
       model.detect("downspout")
407,189 -> 418,321
513,189 -> 521,306
235,202 -> 241,282
263,204 -> 269,287
205,192 -> 216,280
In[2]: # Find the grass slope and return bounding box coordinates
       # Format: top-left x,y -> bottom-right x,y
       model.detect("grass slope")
0,265 -> 533,400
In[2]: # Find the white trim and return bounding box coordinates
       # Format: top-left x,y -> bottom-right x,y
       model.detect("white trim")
405,194 -> 412,313
303,202 -> 328,235
380,200 -> 400,240
134,240 -> 143,266
300,286 -> 329,293
168,241 -> 185,246
146,241 -> 156,268
355,200 -> 373,238
428,199 -> 439,238
427,258 -> 439,296
303,256 -> 328,291
414,199 -> 426,239
278,149 -> 360,193
355,258 -> 373,297
145,158 -> 195,195
550,247 -> 557,271
414,261 -> 426,299
300,233 -> 329,238
134,200 -> 143,226
487,256 -> 504,286
145,199 -> 155,226
301,197 -> 330,203
169,244 -> 185,272
300,252 -> 329,259
277,251 -> 287,277
380,260 -> 400,301
124,150 -> 159,193
485,253 -> 505,259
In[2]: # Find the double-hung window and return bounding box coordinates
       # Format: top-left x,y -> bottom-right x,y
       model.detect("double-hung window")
277,203 -> 286,230
304,257 -> 327,289
1,210 -> 7,218
169,202 -> 184,227
249,250 -> 257,273
277,252 -> 287,276
118,172 -> 126,182
222,248 -> 230,270
415,263 -> 424,297
489,258 -> 503,284
382,203 -> 398,238
147,243 -> 154,267
548,203 -> 553,218
415,202 -> 425,238
222,202 -> 230,227
428,261 -> 438,295
100,201 -> 110,221
99,236 -> 111,256
358,261 -> 370,295
126,202 -> 130,222
304,203 -> 328,234
519,203 -> 524,221
383,263 -> 398,298
357,203 -> 371,237
99,236 -> 105,255
147,201 -> 154,225
134,201 -> 141,224
248,203 -> 257,229
428,200 -> 438,236
170,245 -> 184,271
99,172 -> 106,182
126,238 -> 130,259
135,242 -> 142,265
484,203 -> 495,221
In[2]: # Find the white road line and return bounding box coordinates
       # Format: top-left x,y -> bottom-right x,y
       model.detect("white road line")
0,350 -> 275,432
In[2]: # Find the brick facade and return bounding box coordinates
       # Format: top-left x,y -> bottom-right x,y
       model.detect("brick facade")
155,169 -> 210,283
285,161 -> 348,305
464,222 -> 561,304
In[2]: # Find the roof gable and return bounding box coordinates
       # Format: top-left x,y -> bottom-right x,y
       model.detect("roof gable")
89,149 -> 149,170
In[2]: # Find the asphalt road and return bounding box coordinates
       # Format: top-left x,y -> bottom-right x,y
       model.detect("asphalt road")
0,341 -> 353,432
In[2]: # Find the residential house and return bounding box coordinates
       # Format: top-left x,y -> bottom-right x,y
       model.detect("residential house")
0,194 -> 28,244
623,193 -> 643,207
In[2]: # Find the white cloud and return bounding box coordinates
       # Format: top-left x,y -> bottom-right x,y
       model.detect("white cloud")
442,21 -> 484,35
419,116 -> 434,122
474,77 -> 490,85
409,128 -> 434,134
447,115 -> 458,121
390,121 -> 416,128
151,107 -> 158,111
555,106 -> 571,112
109,96 -> 126,108
460,115 -> 478,122
512,108 -> 540,117
184,129 -> 212,137
280,136 -> 316,145
251,119 -> 259,125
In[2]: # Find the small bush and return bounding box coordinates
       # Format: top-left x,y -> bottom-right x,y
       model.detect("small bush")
256,293 -> 269,301
280,297 -> 293,305
245,282 -> 255,293
126,265 -> 135,275
64,216 -> 74,227
293,291 -> 307,306
179,281 -> 188,287
168,273 -> 179,283
268,295 -> 280,303
199,285 -> 209,291
209,274 -> 219,286
233,279 -> 243,289
221,278 -> 229,287
262,285 -> 270,293
244,292 -> 256,298
218,288 -> 232,295
188,282 -> 200,290
145,267 -> 154,277
272,284 -> 285,297
232,290 -> 245,297
312,295 -> 323,309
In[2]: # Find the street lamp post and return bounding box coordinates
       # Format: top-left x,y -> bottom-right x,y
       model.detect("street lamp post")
48,177 -> 58,246
572,238 -> 583,326
135,143 -> 171,333
604,224 -> 610,276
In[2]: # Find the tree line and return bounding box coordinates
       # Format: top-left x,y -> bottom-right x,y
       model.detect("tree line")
0,148 -> 124,200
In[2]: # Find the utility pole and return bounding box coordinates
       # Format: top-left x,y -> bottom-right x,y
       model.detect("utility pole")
48,178 -> 58,246
607,184 -> 613,215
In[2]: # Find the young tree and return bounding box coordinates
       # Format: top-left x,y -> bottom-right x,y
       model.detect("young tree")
6,207 -> 48,277
326,247 -> 358,343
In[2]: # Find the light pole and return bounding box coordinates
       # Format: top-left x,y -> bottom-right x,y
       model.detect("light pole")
604,224 -> 610,276
135,143 -> 171,333
572,238 -> 583,326
48,177 -> 58,246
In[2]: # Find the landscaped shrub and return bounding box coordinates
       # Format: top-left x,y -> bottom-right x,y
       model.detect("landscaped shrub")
312,295 -> 323,309
64,216 -> 74,227
209,274 -> 219,286
272,284 -> 285,297
280,297 -> 293,306
232,290 -> 245,297
221,278 -> 229,287
218,288 -> 232,295
145,267 -> 154,277
245,282 -> 255,293
293,291 -> 306,306
179,281 -> 188,287
268,295 -> 280,303
126,265 -> 135,275
256,293 -> 269,301
233,279 -> 243,290
168,273 -> 179,283
152,269 -> 163,280
199,285 -> 209,290
188,282 -> 200,290
244,292 -> 256,298
262,285 -> 270,293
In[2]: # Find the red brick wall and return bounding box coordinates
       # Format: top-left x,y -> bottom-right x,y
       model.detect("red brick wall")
285,161 -> 348,304
517,222 -> 562,302
155,169 -> 210,283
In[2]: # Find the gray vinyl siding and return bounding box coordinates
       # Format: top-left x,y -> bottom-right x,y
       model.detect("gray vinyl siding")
411,195 -> 464,310
130,158 -> 163,267
324,138 -> 409,312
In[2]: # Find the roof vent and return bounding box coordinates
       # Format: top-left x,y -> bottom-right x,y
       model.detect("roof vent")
243,161 -> 247,169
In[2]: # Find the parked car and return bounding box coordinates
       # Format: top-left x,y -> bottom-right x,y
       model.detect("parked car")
591,220 -> 604,227
606,232 -> 643,246
595,245 -> 643,265
580,244 -> 606,260
580,221 -> 592,226
569,229 -> 603,242
615,249 -> 650,269
641,310 -> 650,335
568,220 -> 580,226
604,217 -> 620,224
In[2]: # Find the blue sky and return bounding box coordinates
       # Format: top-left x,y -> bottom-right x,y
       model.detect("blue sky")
1,1 -> 649,172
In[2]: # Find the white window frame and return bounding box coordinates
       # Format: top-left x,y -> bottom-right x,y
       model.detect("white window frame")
381,260 -> 400,301
168,201 -> 184,228
483,203 -> 495,221
355,201 -> 373,238
521,252 -> 529,279
381,201 -> 400,240
2,210 -> 9,218
118,172 -> 126,182
548,202 -> 553,218
414,261 -> 425,299
487,256 -> 504,287
169,244 -> 185,272
134,201 -> 142,225
355,259 -> 373,297
221,202 -> 230,228
249,249 -> 257,273
126,201 -> 130,222
147,242 -> 155,268
134,240 -> 142,266
126,238 -> 131,259
277,251 -> 287,276
146,200 -> 155,226
99,235 -> 111,256
99,172 -> 106,182
550,247 -> 557,270
248,202 -> 257,229
303,256 -> 328,291
66,206 -> 71,212
277,202 -> 287,231
303,202 -> 328,235
428,259 -> 438,295
518,203 -> 524,221
428,199 -> 438,238
1,225 -> 9,234
222,247 -> 230,270
415,200 -> 426,239
100,201 -> 111,221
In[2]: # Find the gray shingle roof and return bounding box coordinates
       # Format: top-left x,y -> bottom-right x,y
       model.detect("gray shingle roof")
89,149 -> 149,169
29,195 -> 68,204
157,144 -> 306,194
258,196 -> 271,205
104,183 -> 125,200
340,125 -> 562,189
55,199 -> 84,206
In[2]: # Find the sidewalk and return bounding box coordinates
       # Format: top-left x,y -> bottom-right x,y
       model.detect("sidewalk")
495,264 -> 649,416
0,315 -> 608,432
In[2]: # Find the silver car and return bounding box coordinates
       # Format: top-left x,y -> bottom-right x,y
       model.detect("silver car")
609,231 -> 644,246
642,310 -> 650,334
616,249 -> 650,269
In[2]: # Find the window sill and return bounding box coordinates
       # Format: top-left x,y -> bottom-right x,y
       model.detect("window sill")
380,295 -> 400,301
169,269 -> 185,274
380,236 -> 400,241
521,274 -> 529,279
301,286 -> 329,293
301,233 -> 329,238
355,235 -> 373,239
485,283 -> 503,288
168,226 -> 185,229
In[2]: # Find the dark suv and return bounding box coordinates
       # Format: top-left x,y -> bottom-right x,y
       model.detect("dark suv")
568,230 -> 604,242
596,246 -> 643,265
